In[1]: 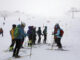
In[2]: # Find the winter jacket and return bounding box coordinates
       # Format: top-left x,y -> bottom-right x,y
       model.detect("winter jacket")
10,28 -> 15,39
27,26 -> 34,40
0,28 -> 3,33
43,29 -> 47,35
15,25 -> 27,40
54,28 -> 62,38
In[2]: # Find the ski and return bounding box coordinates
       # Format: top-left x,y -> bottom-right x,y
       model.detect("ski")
3,49 -> 13,52
46,48 -> 54,50
46,48 -> 68,51
19,54 -> 32,58
7,54 -> 32,60
54,49 -> 68,51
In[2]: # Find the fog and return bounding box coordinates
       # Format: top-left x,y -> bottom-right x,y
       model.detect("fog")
0,0 -> 80,18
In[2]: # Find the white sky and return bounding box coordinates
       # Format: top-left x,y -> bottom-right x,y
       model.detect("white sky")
0,0 -> 80,17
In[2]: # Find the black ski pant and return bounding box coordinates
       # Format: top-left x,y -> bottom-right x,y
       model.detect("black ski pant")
38,35 -> 41,44
32,36 -> 36,45
55,38 -> 62,48
43,35 -> 47,43
10,39 -> 15,48
13,39 -> 22,56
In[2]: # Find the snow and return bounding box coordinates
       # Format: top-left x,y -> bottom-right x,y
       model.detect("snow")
0,14 -> 80,60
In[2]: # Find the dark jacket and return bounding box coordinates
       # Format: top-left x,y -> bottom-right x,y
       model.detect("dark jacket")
27,26 -> 34,40
37,29 -> 42,36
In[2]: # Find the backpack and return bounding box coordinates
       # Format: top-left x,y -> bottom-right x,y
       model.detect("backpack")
14,27 -> 19,38
60,29 -> 64,37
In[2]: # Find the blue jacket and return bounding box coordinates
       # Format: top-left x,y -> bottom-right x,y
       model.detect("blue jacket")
16,25 -> 27,40
55,29 -> 61,38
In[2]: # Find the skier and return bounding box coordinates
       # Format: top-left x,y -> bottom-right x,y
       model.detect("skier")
53,23 -> 64,49
9,24 -> 16,51
37,27 -> 42,44
43,26 -> 47,44
0,28 -> 3,37
13,22 -> 27,58
27,26 -> 34,47
32,27 -> 36,45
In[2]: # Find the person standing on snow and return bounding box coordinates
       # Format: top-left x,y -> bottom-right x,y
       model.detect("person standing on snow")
9,24 -> 16,51
53,23 -> 64,49
43,26 -> 47,44
32,27 -> 36,45
27,26 -> 34,47
13,22 -> 27,58
0,28 -> 3,37
37,27 -> 42,44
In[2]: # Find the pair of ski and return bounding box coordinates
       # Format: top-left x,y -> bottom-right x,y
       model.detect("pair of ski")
5,45 -> 33,60
46,40 -> 68,51
46,47 -> 68,51
7,51 -> 32,60
7,54 -> 32,60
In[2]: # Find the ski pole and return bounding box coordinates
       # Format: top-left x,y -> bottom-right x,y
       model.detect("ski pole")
30,44 -> 32,58
51,35 -> 55,49
29,39 -> 33,59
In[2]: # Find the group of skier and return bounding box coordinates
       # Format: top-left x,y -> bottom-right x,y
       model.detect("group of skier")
9,22 -> 64,58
